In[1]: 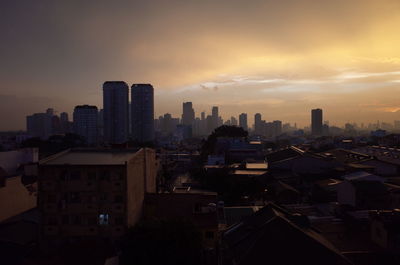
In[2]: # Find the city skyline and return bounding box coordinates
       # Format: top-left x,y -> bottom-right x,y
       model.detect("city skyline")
2,0 -> 400,130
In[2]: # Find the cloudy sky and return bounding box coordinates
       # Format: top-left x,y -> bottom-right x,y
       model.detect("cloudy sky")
1,0 -> 400,130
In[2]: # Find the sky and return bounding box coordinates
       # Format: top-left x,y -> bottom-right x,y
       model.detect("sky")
1,0 -> 400,130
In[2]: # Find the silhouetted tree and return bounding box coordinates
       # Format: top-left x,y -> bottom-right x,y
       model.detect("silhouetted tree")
200,125 -> 248,161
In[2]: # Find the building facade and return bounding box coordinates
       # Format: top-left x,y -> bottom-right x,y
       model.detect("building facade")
239,113 -> 248,131
103,81 -> 129,144
182,102 -> 195,126
38,148 -> 157,240
131,84 -> 154,143
311,108 -> 323,136
73,105 -> 98,145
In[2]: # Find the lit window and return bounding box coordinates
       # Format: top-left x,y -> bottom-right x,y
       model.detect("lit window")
99,214 -> 110,225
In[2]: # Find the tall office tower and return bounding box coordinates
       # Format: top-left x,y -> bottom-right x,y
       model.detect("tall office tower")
239,113 -> 248,131
311,108 -> 323,135
60,112 -> 70,134
182,102 -> 195,125
211,106 -> 219,129
73,105 -> 98,145
103,81 -> 129,144
272,120 -> 282,137
254,113 -> 263,135
26,113 -> 52,139
131,84 -> 154,143
231,116 -> 238,126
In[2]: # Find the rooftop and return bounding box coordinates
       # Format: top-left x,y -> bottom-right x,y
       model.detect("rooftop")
40,148 -> 140,166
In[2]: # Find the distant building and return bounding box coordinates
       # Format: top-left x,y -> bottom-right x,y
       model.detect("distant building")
38,148 -> 157,240
254,113 -> 263,135
212,106 -> 219,130
26,112 -> 52,139
230,116 -> 238,126
60,112 -> 71,134
103,81 -> 129,144
73,105 -> 98,145
182,102 -> 195,126
311,108 -> 323,135
131,84 -> 154,143
239,113 -> 248,131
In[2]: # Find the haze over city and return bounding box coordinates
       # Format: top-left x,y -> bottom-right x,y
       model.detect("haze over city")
1,0 -> 400,130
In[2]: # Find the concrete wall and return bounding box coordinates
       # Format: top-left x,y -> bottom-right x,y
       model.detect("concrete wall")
0,176 -> 37,221
0,148 -> 39,175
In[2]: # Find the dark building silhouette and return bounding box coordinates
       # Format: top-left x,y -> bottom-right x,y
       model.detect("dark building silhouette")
239,113 -> 248,131
182,102 -> 195,126
73,105 -> 98,145
311,108 -> 323,135
103,81 -> 129,144
131,84 -> 154,143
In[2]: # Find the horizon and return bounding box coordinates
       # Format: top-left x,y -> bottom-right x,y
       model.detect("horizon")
1,0 -> 400,130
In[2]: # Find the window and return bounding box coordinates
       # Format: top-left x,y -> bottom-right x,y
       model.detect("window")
114,195 -> 123,203
87,172 -> 96,180
194,203 -> 202,213
61,215 -> 69,225
100,193 -> 108,202
88,216 -> 97,225
100,170 -> 110,181
99,214 -> 110,225
70,171 -> 81,180
47,217 -> 58,225
72,216 -> 81,225
59,170 -> 69,181
117,172 -> 124,180
205,231 -> 214,239
70,192 -> 81,203
47,194 -> 57,203
115,216 -> 124,225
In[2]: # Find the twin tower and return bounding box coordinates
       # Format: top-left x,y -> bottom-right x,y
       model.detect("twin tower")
103,81 -> 154,144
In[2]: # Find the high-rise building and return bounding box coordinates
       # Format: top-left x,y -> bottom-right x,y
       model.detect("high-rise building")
26,112 -> 52,139
311,108 -> 323,135
73,105 -> 98,145
239,113 -> 248,131
231,117 -> 238,126
272,120 -> 282,137
254,113 -> 263,135
60,112 -> 71,134
103,81 -> 129,144
182,102 -> 195,126
212,106 -> 219,129
131,84 -> 154,143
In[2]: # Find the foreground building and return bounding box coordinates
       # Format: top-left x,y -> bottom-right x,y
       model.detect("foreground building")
38,148 -> 157,241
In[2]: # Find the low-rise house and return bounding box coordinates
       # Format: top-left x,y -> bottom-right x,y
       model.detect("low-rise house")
370,209 -> 400,252
220,203 -> 352,265
144,189 -> 218,248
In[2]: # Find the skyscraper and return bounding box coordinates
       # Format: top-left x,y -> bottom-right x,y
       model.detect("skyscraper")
103,81 -> 129,144
182,102 -> 195,125
73,105 -> 98,145
311,108 -> 323,135
239,113 -> 248,131
131,83 -> 154,143
26,112 -> 52,139
254,113 -> 263,135
212,106 -> 219,129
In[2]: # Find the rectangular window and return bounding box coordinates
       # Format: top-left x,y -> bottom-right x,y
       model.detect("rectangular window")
72,216 -> 81,225
205,231 -> 214,239
88,216 -> 97,225
114,195 -> 123,203
61,215 -> 69,225
100,170 -> 110,181
59,170 -> 69,181
87,172 -> 97,180
99,214 -> 110,225
70,171 -> 81,180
